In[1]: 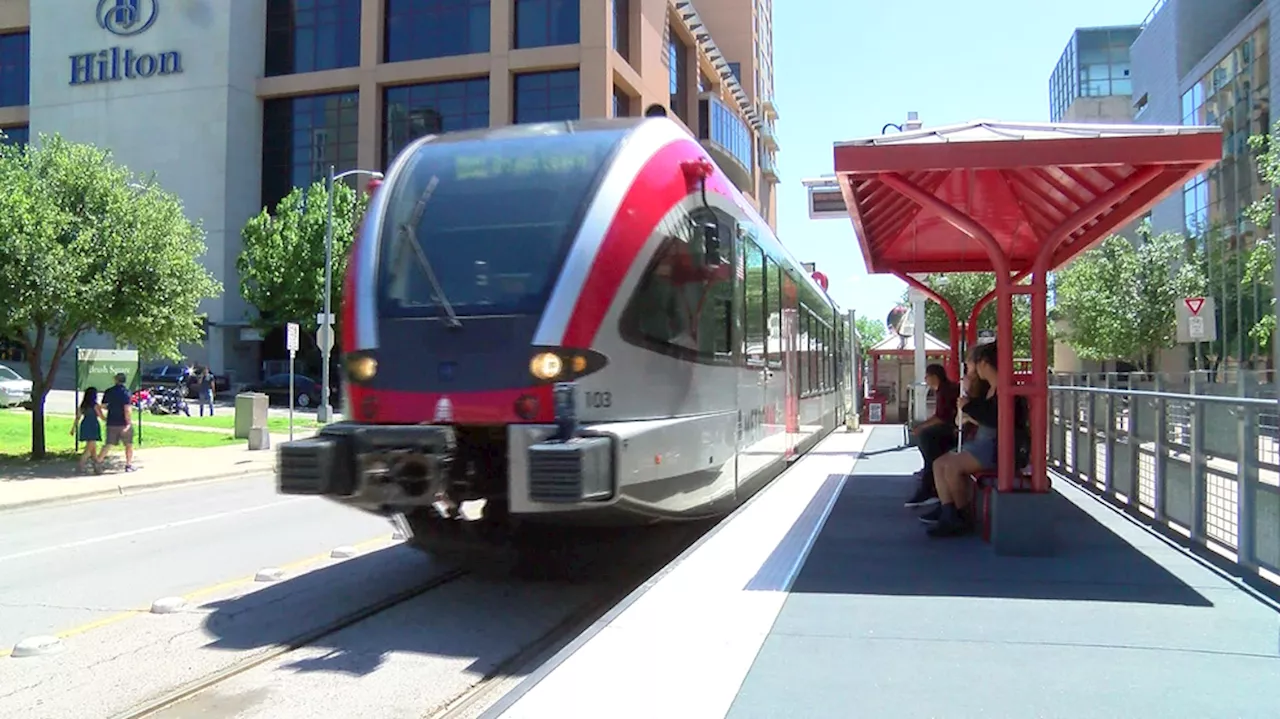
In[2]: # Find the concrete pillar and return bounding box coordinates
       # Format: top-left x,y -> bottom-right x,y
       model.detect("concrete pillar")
910,288 -> 928,422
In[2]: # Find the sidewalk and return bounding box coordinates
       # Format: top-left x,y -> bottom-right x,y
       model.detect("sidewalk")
0,430 -> 314,511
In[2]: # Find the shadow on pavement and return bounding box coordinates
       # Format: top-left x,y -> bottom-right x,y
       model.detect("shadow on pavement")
198,519 -> 713,678
746,472 -> 1215,607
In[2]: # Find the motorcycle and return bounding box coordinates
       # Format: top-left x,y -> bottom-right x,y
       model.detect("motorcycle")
149,384 -> 191,416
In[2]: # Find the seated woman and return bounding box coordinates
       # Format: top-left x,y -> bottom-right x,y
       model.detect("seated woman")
920,341 -> 1029,537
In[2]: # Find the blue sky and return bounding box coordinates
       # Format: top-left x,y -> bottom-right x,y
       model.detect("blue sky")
772,0 -> 1161,325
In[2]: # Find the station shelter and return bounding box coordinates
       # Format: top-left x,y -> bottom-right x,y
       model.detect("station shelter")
864,330 -> 950,424
829,119 -> 1222,553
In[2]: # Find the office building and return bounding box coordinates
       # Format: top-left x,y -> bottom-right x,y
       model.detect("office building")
1048,25 -> 1142,122
1130,0 -> 1274,366
0,0 -> 778,383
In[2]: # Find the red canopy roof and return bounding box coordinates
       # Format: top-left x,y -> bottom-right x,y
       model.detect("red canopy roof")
832,120 -> 1223,275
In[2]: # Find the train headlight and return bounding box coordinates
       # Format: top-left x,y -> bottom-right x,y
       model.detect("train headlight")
530,352 -> 563,380
346,355 -> 378,382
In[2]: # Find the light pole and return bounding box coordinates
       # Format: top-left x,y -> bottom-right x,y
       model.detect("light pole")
320,165 -> 384,423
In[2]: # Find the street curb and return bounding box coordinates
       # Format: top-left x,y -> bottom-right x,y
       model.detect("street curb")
0,465 -> 276,513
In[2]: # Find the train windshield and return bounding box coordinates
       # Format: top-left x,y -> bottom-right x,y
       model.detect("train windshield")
378,124 -> 627,319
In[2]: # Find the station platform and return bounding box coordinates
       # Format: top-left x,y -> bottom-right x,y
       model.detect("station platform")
482,426 -> 1280,719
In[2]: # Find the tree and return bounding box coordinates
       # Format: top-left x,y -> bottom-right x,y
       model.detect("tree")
0,134 -> 222,458
854,314 -> 886,348
237,181 -> 370,351
1053,228 -> 1200,370
1241,121 -> 1280,360
902,273 -> 1034,356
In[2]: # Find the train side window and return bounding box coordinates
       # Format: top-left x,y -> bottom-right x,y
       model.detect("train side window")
743,240 -> 766,367
618,203 -> 735,363
764,258 -> 781,369
800,307 -> 810,393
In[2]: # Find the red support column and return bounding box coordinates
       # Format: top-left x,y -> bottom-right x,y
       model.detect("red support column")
967,270 -> 1031,347
879,172 -> 1016,492
895,272 -> 961,381
1025,166 -> 1165,493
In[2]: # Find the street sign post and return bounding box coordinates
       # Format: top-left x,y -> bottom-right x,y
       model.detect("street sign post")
1176,296 -> 1217,344
286,322 -> 299,440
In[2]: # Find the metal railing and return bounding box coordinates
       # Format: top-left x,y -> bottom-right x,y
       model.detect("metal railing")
1048,371 -> 1278,582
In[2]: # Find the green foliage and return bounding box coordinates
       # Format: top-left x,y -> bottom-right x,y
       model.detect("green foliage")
854,314 -> 886,348
1243,237 -> 1275,349
902,273 -> 1034,356
1242,121 -> 1280,355
0,133 -> 221,457
237,181 -> 369,339
1053,230 -> 1200,369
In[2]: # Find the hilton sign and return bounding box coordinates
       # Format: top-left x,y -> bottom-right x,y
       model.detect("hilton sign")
70,1 -> 183,86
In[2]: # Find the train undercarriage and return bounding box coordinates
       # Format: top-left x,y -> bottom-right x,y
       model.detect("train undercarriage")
277,421 -> 657,575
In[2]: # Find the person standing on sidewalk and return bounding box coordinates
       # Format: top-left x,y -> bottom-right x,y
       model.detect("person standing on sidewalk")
97,372 -> 136,473
196,367 -> 216,416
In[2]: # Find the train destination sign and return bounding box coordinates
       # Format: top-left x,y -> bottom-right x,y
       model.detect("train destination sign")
71,0 -> 183,86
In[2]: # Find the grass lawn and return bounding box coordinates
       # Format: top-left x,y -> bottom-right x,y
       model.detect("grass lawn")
131,413 -> 323,433
0,408 -> 238,459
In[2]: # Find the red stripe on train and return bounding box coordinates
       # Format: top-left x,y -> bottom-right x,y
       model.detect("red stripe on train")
341,234 -> 360,352
351,384 -> 557,424
559,139 -> 736,348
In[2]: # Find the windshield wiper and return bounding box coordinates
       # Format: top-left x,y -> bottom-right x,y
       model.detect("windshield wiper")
396,175 -> 462,329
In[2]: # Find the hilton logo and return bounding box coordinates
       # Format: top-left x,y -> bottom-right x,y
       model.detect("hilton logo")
69,0 -> 184,86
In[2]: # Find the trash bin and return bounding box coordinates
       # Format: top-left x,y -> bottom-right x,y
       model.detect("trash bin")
234,392 -> 268,439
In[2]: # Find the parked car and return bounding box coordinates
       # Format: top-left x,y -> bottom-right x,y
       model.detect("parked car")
242,373 -> 322,408
0,363 -> 33,408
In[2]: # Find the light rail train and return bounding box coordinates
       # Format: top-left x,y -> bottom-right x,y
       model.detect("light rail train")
277,117 -> 849,565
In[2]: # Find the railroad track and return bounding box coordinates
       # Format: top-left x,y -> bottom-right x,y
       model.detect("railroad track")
113,568 -> 470,719
425,574 -> 645,719
107,519 -> 710,719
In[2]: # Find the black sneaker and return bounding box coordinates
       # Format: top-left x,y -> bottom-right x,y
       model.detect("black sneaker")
904,481 -> 939,509
927,505 -> 972,537
918,505 -> 942,525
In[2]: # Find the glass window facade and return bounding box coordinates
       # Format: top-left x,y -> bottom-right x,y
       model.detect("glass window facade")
612,0 -> 630,61
385,0 -> 490,63
265,0 -> 361,77
1048,27 -> 1140,121
0,31 -> 29,108
0,125 -> 27,145
612,87 -> 632,117
261,92 -> 360,211
668,26 -> 689,123
513,70 -> 580,123
1179,22 -> 1272,362
514,0 -> 579,49
383,78 -> 490,167
699,95 -> 753,173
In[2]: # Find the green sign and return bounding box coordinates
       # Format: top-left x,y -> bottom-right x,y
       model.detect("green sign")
76,348 -> 140,392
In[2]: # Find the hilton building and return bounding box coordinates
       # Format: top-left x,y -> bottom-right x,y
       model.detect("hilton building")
0,0 -> 780,386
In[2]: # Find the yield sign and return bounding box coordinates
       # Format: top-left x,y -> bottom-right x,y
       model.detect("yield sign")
1184,297 -> 1205,315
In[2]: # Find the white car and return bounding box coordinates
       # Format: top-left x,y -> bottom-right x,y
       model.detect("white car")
0,363 -> 33,408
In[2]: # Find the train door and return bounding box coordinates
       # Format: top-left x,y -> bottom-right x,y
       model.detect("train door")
781,273 -> 800,459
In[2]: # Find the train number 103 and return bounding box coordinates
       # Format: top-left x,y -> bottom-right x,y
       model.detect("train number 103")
584,391 -> 612,408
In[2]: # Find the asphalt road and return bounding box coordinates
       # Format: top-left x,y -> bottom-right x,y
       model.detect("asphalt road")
0,473 -> 391,654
